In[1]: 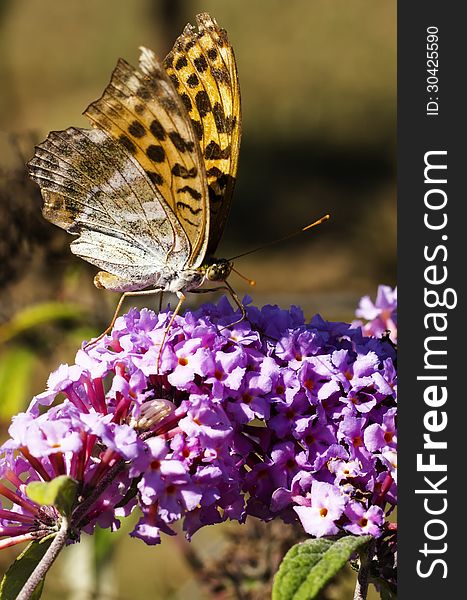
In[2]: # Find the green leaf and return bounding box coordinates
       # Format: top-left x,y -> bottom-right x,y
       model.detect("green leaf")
272,535 -> 373,600
0,302 -> 85,344
27,476 -> 78,517
377,578 -> 398,600
0,347 -> 36,418
0,538 -> 53,600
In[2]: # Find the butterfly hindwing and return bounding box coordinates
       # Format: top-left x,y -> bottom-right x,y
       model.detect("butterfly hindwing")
83,49 -> 209,268
28,127 -> 191,289
164,12 -> 242,256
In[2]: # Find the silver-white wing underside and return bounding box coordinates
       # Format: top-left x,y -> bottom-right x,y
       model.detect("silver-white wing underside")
28,127 -> 190,288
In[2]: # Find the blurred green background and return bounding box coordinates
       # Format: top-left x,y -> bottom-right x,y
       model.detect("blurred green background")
0,0 -> 395,597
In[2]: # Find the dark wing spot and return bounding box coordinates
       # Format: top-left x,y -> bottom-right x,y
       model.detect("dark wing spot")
146,144 -> 166,162
184,40 -> 195,52
194,55 -> 208,72
145,75 -> 162,93
136,86 -> 151,101
168,73 -> 180,89
150,119 -> 166,140
212,103 -> 226,133
191,119 -> 204,140
205,140 -> 221,160
182,217 -> 197,227
212,67 -> 230,85
175,56 -> 188,70
176,200 -> 202,215
128,120 -> 146,138
172,164 -> 197,178
162,95 -> 179,114
195,90 -> 211,118
205,141 -> 231,160
119,134 -> 137,154
134,104 -> 145,115
226,115 -> 237,133
221,145 -> 232,159
181,93 -> 192,111
177,186 -> 202,200
169,131 -> 194,152
206,166 -> 224,178
146,170 -> 164,186
187,73 -> 199,88
207,48 -> 218,60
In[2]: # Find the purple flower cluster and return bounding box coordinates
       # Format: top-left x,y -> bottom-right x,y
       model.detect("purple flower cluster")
0,296 -> 397,549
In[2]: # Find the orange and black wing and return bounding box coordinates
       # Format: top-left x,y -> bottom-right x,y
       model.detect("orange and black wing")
164,13 -> 241,256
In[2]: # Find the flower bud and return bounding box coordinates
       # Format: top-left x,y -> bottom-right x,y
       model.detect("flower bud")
132,399 -> 177,432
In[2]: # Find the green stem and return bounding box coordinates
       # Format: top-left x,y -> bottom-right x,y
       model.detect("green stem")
16,516 -> 69,600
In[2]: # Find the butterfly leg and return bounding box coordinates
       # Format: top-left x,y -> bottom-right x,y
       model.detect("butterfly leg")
84,289 -> 161,350
156,291 -> 186,373
191,282 -> 246,330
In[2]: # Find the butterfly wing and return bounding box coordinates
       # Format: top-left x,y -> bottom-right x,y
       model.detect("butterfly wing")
164,12 -> 242,256
83,47 -> 209,269
28,127 -> 190,290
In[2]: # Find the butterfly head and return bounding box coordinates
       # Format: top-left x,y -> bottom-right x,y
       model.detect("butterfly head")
203,258 -> 233,282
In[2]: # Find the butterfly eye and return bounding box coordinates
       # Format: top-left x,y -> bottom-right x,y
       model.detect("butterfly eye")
206,259 -> 233,282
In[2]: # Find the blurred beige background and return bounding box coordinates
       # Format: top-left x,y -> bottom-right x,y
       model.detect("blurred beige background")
0,0 -> 396,321
0,1 -> 395,597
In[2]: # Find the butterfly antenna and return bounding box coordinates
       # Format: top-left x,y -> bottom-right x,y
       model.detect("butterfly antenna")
227,214 -> 330,261
231,267 -> 256,286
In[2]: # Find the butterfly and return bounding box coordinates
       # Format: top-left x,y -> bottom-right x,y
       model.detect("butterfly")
27,13 -> 244,345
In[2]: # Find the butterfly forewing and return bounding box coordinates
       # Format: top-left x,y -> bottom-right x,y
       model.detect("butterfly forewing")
164,12 -> 242,256
83,49 -> 209,268
28,12 -> 241,297
28,127 -> 191,290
